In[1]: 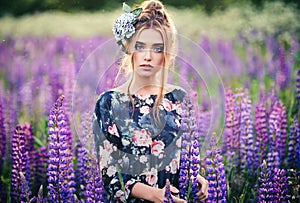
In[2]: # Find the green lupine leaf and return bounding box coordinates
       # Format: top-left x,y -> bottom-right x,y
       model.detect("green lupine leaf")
131,8 -> 142,16
123,2 -> 131,13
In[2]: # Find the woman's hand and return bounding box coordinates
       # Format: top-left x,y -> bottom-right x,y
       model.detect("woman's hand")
132,182 -> 187,203
195,174 -> 208,202
150,185 -> 187,203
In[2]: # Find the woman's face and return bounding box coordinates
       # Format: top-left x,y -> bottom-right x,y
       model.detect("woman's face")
132,28 -> 164,79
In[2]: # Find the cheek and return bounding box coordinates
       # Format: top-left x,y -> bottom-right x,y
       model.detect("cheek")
156,54 -> 164,65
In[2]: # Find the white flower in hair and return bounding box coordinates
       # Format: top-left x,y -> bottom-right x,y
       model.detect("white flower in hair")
112,12 -> 136,42
112,2 -> 142,53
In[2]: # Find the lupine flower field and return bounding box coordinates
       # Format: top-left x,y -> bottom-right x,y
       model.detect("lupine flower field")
0,10 -> 300,203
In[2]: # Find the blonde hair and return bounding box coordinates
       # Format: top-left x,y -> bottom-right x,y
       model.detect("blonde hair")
114,0 -> 178,132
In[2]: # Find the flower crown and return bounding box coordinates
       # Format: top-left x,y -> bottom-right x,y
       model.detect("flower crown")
112,2 -> 142,54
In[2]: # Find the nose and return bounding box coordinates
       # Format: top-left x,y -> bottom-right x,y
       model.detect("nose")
144,49 -> 152,61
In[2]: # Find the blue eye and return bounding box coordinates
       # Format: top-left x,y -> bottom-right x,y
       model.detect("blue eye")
135,44 -> 144,51
153,46 -> 164,53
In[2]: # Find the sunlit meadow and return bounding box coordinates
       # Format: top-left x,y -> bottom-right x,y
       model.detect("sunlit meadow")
0,1 -> 299,202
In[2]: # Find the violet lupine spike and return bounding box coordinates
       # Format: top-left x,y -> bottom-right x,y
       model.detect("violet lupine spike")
206,133 -> 228,202
287,119 -> 300,168
266,139 -> 280,169
278,101 -> 288,163
19,171 -> 31,202
76,146 -> 89,200
295,119 -> 300,169
47,95 -> 76,203
164,179 -> 175,203
277,44 -> 291,90
273,168 -> 289,202
287,120 -> 297,168
185,97 -> 201,201
224,88 -> 235,169
79,111 -> 96,157
0,101 -> 6,174
254,102 -> 268,165
257,161 -> 289,203
61,54 -> 76,121
269,100 -> 287,164
85,157 -> 107,203
35,147 -> 48,196
10,125 -> 30,202
23,123 -> 38,192
215,152 -> 228,202
232,88 -> 244,171
296,69 -> 300,107
178,97 -> 192,200
205,150 -> 217,203
257,161 -> 270,202
0,101 -> 7,200
239,89 -> 255,172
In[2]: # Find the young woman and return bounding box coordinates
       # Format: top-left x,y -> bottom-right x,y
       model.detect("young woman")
93,0 -> 208,202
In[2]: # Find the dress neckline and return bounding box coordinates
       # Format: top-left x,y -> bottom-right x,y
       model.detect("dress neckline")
109,88 -> 180,98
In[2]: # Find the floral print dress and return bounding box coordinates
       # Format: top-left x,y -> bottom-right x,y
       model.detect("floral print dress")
93,88 -> 186,202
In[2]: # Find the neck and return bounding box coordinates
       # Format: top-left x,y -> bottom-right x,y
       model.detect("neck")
128,74 -> 164,95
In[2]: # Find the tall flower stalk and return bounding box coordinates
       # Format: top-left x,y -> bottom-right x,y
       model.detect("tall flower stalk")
47,95 -> 76,202
205,133 -> 228,203
0,100 -> 7,200
10,125 -> 31,202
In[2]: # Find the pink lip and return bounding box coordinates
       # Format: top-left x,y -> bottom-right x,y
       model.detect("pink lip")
140,64 -> 153,68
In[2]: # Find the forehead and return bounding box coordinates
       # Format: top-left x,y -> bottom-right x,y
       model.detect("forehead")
136,29 -> 163,44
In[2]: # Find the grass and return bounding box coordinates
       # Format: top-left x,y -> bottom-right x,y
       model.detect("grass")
0,1 -> 299,41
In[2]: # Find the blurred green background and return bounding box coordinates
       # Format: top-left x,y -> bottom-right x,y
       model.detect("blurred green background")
1,0 -> 300,16
0,0 -> 300,41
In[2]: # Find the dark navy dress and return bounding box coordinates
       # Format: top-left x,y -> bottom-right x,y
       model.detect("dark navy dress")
93,88 -> 186,202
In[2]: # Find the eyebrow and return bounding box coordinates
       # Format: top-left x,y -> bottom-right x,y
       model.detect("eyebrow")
136,41 -> 164,46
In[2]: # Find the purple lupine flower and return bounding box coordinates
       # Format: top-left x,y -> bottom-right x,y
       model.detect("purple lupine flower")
257,161 -> 288,203
23,124 -> 38,191
268,99 -> 287,164
215,153 -> 228,202
19,171 -> 31,202
164,179 -> 175,203
273,168 -> 289,202
257,161 -> 269,202
47,95 -> 76,202
266,139 -> 280,169
239,89 -> 255,172
223,88 -> 235,168
205,150 -> 217,203
76,146 -> 89,200
184,94 -> 201,201
178,97 -> 192,200
35,147 -> 48,196
86,158 -> 107,203
255,102 -> 269,165
287,119 -> 300,168
277,44 -> 291,90
205,133 -> 228,203
0,100 -> 7,200
61,55 -> 76,121
296,69 -> 300,107
10,125 -> 31,202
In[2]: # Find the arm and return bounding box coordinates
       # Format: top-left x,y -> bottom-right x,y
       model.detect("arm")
93,94 -> 140,201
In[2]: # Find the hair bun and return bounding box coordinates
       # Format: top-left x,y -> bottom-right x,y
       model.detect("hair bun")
144,0 -> 164,11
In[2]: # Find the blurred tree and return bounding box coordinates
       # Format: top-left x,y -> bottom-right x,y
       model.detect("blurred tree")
0,0 -> 299,17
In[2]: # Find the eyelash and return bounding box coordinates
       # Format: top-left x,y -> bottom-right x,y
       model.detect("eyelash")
135,44 -> 164,53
